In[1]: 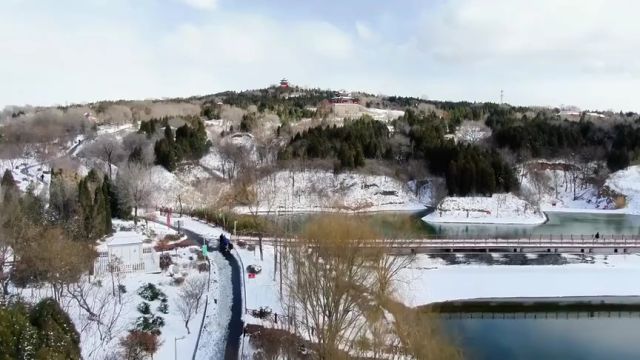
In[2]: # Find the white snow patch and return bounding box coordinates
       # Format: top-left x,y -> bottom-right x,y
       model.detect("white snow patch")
365,108 -> 405,123
236,170 -> 427,213
423,193 -> 546,224
606,165 -> 640,215
453,121 -> 491,144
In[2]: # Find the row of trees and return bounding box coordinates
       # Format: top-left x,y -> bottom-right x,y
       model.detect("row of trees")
49,169 -> 115,242
211,87 -> 334,122
488,110 -> 640,172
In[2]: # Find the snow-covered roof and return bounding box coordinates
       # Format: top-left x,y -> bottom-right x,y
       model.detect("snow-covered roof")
107,231 -> 144,246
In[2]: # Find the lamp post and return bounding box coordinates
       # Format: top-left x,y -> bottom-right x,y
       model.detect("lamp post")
174,336 -> 186,360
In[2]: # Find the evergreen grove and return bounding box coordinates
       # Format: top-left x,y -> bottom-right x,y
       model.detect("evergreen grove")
144,117 -> 211,172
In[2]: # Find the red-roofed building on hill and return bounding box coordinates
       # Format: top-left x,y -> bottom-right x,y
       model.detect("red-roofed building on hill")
280,78 -> 289,89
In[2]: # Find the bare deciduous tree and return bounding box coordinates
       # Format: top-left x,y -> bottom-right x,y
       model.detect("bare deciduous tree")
217,141 -> 246,181
65,277 -> 129,354
116,162 -> 153,226
84,135 -> 125,179
0,141 -> 25,171
282,216 -> 401,359
175,278 -> 202,335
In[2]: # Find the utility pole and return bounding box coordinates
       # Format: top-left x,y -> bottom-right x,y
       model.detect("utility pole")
500,89 -> 504,104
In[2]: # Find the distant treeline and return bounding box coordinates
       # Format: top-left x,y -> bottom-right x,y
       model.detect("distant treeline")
488,109 -> 640,172
203,87 -> 333,123
279,111 -> 518,196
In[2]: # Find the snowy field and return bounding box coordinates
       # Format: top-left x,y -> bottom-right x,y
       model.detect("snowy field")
236,169 -> 428,214
423,193 -> 546,225
235,244 -> 283,317
397,253 -> 640,306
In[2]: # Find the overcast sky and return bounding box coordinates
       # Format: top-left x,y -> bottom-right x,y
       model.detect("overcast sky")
1,0 -> 639,111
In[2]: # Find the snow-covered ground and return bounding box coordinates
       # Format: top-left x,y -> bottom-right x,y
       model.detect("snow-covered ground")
606,165 -> 640,214
234,243 -> 287,359
519,160 -> 616,212
453,121 -> 491,144
397,253 -> 640,305
365,107 -> 405,123
236,169 -> 428,214
0,157 -> 50,194
236,244 -> 282,317
96,123 -> 134,137
149,165 -> 204,208
423,193 -> 546,225
517,161 -> 640,215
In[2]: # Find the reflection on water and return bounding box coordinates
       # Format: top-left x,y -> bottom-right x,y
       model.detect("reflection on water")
445,316 -> 640,360
434,212 -> 640,238
271,211 -> 640,238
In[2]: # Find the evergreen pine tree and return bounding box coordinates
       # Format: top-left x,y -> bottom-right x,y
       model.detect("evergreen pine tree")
129,146 -> 144,163
1,169 -> 19,203
101,176 -> 113,234
1,169 -> 17,188
30,298 -> 81,359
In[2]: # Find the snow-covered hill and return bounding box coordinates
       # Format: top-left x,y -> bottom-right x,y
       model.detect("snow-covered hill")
519,160 -> 617,212
423,193 -> 546,225
519,160 -> 640,214
236,169 -> 429,213
606,165 -> 640,214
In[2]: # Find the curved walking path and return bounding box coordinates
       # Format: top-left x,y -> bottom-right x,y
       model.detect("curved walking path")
177,219 -> 244,360
222,250 -> 243,359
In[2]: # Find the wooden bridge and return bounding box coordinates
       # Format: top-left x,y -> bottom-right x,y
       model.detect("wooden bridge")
231,234 -> 640,254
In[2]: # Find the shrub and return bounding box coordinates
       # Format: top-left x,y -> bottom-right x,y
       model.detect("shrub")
159,254 -> 172,271
164,234 -> 182,242
119,330 -> 161,360
137,302 -> 151,315
138,283 -> 165,302
29,298 -> 81,359
135,314 -> 164,335
118,284 -> 127,294
157,301 -> 169,314
197,262 -> 209,273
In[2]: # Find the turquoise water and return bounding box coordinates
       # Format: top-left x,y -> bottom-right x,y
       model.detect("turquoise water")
445,315 -> 640,359
273,211 -> 640,238
430,212 -> 640,238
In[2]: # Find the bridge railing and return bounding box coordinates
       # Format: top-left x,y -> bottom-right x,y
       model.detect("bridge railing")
232,234 -> 640,248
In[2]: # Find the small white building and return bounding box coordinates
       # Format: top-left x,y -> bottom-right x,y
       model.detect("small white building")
94,231 -> 158,274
